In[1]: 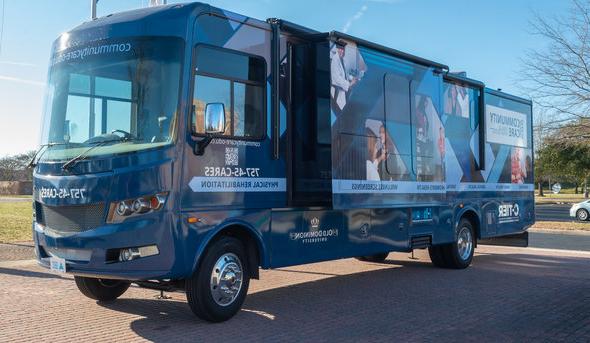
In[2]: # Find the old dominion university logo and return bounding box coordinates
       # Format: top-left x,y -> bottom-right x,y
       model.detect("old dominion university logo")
289,217 -> 339,244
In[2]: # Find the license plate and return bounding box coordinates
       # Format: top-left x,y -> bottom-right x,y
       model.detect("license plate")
49,257 -> 67,273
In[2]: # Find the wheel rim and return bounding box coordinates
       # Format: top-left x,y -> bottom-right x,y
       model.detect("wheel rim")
210,253 -> 243,307
457,226 -> 473,261
578,210 -> 588,220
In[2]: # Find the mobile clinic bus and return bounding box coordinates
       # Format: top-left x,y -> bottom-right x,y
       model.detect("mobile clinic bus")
31,2 -> 534,322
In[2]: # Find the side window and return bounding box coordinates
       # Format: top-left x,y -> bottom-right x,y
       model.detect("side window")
443,81 -> 482,171
384,73 -> 412,180
412,89 -> 444,181
192,45 -> 266,139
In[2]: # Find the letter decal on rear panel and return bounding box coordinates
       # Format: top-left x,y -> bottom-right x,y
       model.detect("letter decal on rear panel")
498,203 -> 520,223
485,105 -> 528,148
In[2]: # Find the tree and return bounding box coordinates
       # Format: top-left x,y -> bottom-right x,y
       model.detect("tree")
537,120 -> 590,198
523,0 -> 590,133
0,151 -> 36,181
521,1 -> 590,194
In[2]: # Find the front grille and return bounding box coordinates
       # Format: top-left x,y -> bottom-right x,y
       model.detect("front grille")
36,202 -> 105,233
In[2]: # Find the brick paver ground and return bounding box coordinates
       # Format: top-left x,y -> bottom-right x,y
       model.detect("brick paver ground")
0,246 -> 589,342
0,242 -> 34,261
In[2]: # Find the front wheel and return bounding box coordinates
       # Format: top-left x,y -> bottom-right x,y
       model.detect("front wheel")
576,208 -> 589,221
74,276 -> 130,301
186,236 -> 250,322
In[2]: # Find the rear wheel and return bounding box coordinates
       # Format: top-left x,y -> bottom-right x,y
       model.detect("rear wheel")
186,236 -> 250,322
429,218 -> 475,269
576,208 -> 589,221
355,252 -> 389,263
74,276 -> 130,301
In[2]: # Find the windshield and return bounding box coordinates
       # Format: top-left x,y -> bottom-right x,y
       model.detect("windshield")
39,36 -> 183,161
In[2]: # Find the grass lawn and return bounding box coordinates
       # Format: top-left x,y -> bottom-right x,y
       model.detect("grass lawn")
534,187 -> 589,204
535,192 -> 588,204
0,201 -> 32,243
531,220 -> 590,231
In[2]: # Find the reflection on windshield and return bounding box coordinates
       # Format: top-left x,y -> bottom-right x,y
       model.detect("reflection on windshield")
40,36 -> 183,161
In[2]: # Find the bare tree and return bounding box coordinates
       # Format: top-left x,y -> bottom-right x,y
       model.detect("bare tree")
523,0 -> 590,136
0,151 -> 36,181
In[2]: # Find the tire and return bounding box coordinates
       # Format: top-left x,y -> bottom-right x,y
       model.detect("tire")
430,218 -> 475,269
576,208 -> 589,221
74,276 -> 130,301
186,236 -> 250,322
428,245 -> 448,268
355,252 -> 389,263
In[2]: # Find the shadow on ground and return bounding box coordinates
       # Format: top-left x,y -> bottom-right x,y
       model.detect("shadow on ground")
94,252 -> 590,342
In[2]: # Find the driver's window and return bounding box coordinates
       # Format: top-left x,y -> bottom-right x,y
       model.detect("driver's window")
192,45 -> 266,139
192,75 -> 231,134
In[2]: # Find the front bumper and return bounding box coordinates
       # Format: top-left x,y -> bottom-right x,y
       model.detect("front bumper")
33,211 -> 183,281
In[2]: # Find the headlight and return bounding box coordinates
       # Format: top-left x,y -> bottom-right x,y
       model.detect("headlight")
107,192 -> 168,223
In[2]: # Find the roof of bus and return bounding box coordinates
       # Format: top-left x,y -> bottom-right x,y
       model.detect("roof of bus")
65,2 -> 531,105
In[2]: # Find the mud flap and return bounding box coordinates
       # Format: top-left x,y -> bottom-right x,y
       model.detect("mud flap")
478,231 -> 529,248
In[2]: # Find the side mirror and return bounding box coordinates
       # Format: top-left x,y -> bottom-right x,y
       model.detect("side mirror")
204,103 -> 226,135
194,103 -> 226,156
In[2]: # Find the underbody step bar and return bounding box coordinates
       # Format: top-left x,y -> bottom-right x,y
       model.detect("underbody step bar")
410,235 -> 432,249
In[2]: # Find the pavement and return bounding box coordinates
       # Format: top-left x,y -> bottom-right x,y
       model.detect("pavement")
0,246 -> 589,342
0,242 -> 34,261
0,197 -> 31,202
529,229 -> 590,251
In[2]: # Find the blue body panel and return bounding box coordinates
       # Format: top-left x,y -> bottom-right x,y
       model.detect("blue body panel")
33,2 -> 534,281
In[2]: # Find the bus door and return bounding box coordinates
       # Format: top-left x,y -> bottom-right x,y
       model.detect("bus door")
286,39 -> 332,207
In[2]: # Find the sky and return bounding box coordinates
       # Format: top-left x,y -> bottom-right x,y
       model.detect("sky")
0,0 -> 571,156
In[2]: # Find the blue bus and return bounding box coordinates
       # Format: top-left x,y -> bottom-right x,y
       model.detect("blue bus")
31,2 -> 534,322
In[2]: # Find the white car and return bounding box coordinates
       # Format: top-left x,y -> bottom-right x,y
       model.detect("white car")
570,200 -> 590,221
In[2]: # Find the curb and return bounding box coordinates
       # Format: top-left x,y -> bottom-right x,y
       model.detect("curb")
529,228 -> 590,235
478,245 -> 590,256
0,259 -> 36,268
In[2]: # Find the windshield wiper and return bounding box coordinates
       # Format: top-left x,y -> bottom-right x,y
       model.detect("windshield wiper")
27,142 -> 69,169
61,138 -> 125,171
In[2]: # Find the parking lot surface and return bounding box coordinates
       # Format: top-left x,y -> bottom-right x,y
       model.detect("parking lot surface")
1,246 -> 589,343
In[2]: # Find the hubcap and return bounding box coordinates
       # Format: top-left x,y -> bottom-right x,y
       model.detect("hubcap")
210,253 -> 243,307
457,226 -> 473,261
578,210 -> 588,220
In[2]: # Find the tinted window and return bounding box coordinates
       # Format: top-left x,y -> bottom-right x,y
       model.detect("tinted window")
192,75 -> 231,135
384,73 -> 412,179
443,81 -> 482,171
192,46 -> 266,138
196,47 -> 265,83
233,82 -> 265,138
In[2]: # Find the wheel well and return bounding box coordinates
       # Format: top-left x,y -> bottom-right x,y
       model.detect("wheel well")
460,210 -> 481,246
209,225 -> 261,279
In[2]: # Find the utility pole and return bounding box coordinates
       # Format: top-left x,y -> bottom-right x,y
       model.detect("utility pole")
90,0 -> 98,20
